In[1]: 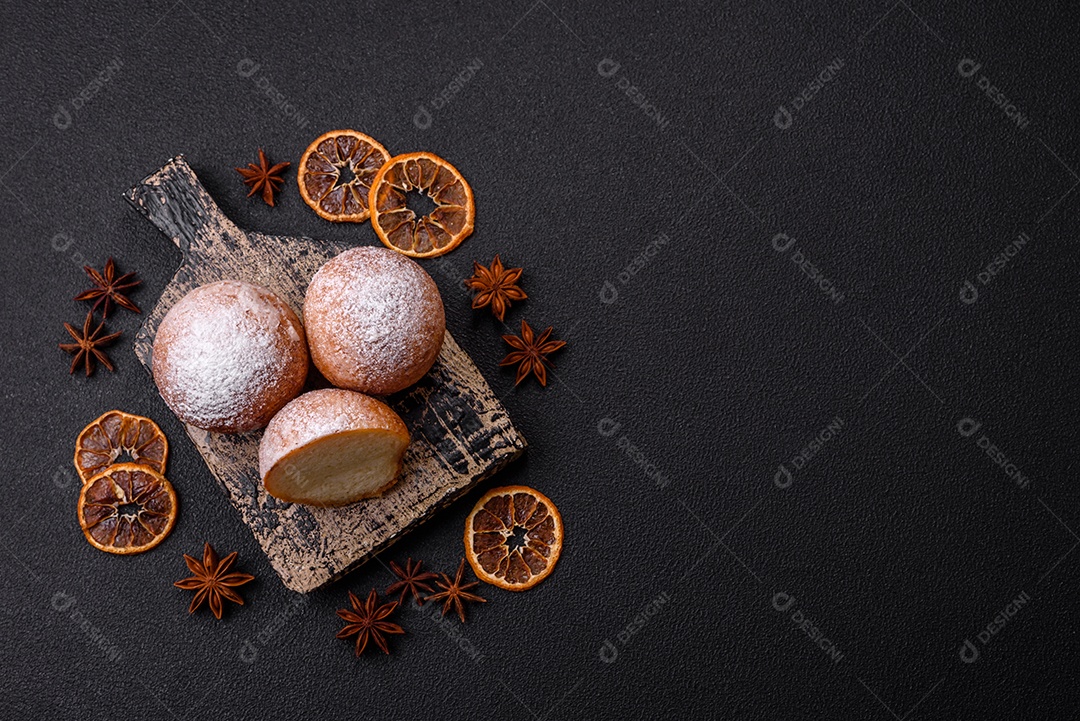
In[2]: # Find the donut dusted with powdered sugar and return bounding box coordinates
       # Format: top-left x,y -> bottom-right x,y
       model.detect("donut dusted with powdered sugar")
152,280 -> 308,433
258,388 -> 409,505
303,246 -> 445,395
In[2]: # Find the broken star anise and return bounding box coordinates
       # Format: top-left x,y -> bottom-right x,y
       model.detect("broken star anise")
174,542 -> 256,620
425,559 -> 487,623
465,254 -> 527,321
500,320 -> 567,386
59,310 -> 121,376
74,257 -> 140,317
235,148 -> 290,206
386,558 -> 439,607
336,589 -> 404,656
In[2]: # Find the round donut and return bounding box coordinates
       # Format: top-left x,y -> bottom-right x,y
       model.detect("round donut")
152,280 -> 308,433
303,246 -> 445,395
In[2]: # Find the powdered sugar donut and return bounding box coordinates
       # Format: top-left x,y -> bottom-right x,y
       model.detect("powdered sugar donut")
152,280 -> 308,433
259,388 -> 410,506
303,247 -> 445,395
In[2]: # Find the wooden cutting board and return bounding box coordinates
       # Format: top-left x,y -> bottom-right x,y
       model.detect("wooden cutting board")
125,156 -> 526,593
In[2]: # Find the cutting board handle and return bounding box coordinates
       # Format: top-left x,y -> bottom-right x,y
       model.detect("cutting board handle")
125,155 -> 246,259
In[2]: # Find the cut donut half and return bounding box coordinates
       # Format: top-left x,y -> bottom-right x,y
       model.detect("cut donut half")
258,389 -> 410,507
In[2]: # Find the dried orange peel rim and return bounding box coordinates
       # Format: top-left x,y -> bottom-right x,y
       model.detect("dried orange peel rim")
369,151 -> 475,258
464,485 -> 563,592
297,129 -> 391,222
77,463 -> 178,555
74,410 -> 169,484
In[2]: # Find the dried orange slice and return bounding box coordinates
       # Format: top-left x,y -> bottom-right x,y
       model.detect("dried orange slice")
370,151 -> 475,258
74,410 -> 168,484
464,486 -> 563,591
297,129 -> 390,222
77,463 -> 178,555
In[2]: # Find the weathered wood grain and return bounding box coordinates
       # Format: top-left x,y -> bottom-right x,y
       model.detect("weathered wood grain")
125,156 -> 525,593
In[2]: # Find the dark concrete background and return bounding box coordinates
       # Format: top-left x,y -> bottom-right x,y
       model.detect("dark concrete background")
1,1 -> 1078,718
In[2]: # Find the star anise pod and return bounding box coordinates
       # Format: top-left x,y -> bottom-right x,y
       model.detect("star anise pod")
336,589 -> 404,656
465,254 -> 527,321
174,542 -> 256,620
500,320 -> 567,386
425,559 -> 487,623
386,558 -> 439,607
235,148 -> 290,206
59,310 -> 121,376
74,257 -> 140,317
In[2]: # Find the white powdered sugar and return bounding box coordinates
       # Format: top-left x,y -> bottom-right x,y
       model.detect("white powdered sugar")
154,280 -> 305,431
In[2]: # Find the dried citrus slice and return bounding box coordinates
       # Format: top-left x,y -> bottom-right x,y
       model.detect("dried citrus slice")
77,463 -> 178,555
74,410 -> 168,484
464,486 -> 563,591
370,151 -> 475,258
297,129 -> 390,222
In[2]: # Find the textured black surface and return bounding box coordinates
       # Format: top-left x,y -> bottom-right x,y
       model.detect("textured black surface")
1,1 -> 1078,719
